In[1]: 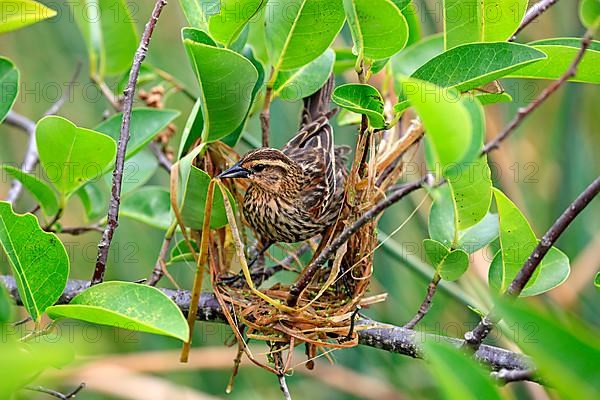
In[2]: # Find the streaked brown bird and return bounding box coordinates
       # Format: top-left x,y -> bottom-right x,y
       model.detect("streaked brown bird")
218,76 -> 349,252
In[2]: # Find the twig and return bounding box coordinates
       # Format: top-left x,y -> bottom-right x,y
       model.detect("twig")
4,112 -> 37,204
44,61 -> 83,116
464,176 -> 600,349
492,368 -> 538,384
25,383 -> 85,399
92,77 -> 121,111
510,0 -> 559,41
278,374 -> 292,400
92,0 -> 169,285
147,223 -> 176,286
260,82 -> 273,147
47,224 -> 104,235
150,141 -> 172,172
287,176 -> 431,306
483,29 -> 594,154
403,272 -> 441,329
0,275 -> 534,377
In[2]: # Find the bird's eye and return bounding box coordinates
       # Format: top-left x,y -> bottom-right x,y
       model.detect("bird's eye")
253,164 -> 267,173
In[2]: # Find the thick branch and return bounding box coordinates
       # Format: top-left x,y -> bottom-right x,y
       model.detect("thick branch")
92,0 -> 168,285
0,275 -> 533,378
464,176 -> 600,348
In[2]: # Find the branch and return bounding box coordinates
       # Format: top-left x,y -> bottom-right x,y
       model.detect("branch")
0,275 -> 534,378
511,0 -> 559,41
464,176 -> 600,348
403,272 -> 441,329
25,383 -> 85,400
287,175 -> 431,306
150,141 -> 173,172
483,29 -> 594,155
92,0 -> 168,285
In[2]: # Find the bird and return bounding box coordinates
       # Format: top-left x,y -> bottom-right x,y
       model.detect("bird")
218,75 -> 349,266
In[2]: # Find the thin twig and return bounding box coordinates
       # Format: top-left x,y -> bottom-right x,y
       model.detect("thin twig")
403,272 -> 441,329
150,141 -> 172,172
510,0 -> 559,41
492,368 -> 538,384
25,383 -> 86,399
260,82 -> 273,147
0,275 -> 534,378
287,176 -> 431,306
464,176 -> 600,349
483,29 -> 594,154
44,61 -> 83,116
92,0 -> 169,285
47,224 -> 104,235
147,224 -> 175,286
278,374 -> 293,400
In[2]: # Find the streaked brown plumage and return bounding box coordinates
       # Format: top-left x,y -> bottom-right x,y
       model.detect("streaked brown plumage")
218,76 -> 349,244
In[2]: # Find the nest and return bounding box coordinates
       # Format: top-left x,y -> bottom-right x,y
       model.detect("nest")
175,114 -> 424,381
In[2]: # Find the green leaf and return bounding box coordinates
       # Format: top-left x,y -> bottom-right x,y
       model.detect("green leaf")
273,49 -> 335,101
507,39 -> 600,84
179,164 -> 232,229
120,187 -> 171,230
0,202 -> 69,321
444,0 -> 528,50
580,0 -> 600,28
331,84 -> 386,128
473,92 -> 513,106
0,283 -> 13,324
0,0 -> 56,33
391,34 -> 443,91
266,0 -> 345,71
423,239 -> 469,281
429,187 -> 498,253
410,43 -> 547,93
47,281 -> 189,342
95,108 -> 180,162
183,34 -> 259,142
343,0 -> 409,61
103,148 -> 158,194
221,45 -> 266,147
178,99 -> 203,159
497,300 -> 600,399
399,77 -> 471,168
490,189 -> 570,296
421,339 -> 502,400
72,0 -> 138,77
333,48 -> 358,74
595,272 -> 600,289
77,181 -> 109,221
36,116 -> 117,197
0,166 -> 59,216
0,57 -> 19,123
169,239 -> 199,264
209,0 -> 266,46
178,0 -> 219,30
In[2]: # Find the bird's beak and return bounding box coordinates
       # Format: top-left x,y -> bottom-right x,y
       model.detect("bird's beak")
217,162 -> 251,179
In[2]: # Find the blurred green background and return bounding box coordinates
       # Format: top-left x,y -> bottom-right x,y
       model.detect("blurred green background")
1,0 -> 599,399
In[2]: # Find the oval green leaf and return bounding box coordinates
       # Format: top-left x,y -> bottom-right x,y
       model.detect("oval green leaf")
266,0 -> 345,71
411,42 -> 547,93
120,186 -> 171,230
580,0 -> 600,28
183,36 -> 259,142
0,166 -> 59,216
273,49 -> 335,101
0,0 -> 56,33
444,0 -> 528,49
209,0 -> 266,46
343,0 -> 409,61
36,116 -> 117,197
0,202 -> 69,321
0,57 -> 19,123
507,39 -> 600,84
332,84 -> 386,128
46,281 -> 189,342
95,108 -> 180,162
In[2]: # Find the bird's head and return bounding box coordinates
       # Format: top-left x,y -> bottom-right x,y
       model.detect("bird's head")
217,148 -> 302,192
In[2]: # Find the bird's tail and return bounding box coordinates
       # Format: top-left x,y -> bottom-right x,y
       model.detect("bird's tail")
301,74 -> 335,126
